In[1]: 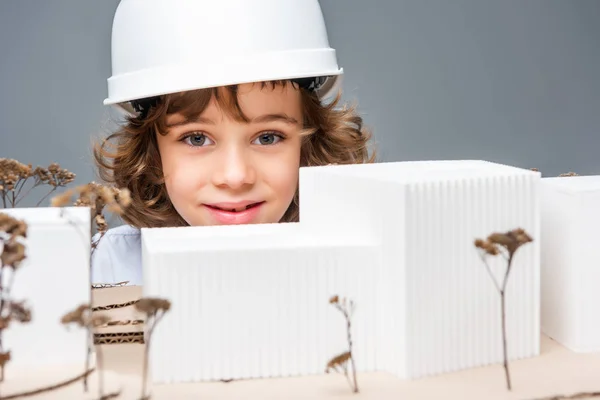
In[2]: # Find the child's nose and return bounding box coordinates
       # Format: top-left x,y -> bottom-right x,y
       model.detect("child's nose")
211,148 -> 256,189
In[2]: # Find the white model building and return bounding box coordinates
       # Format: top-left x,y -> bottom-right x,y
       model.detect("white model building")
0,207 -> 90,378
141,160 -> 541,384
540,175 -> 600,352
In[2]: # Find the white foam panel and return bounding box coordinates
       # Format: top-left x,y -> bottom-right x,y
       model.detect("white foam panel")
0,207 -> 90,375
540,176 -> 600,352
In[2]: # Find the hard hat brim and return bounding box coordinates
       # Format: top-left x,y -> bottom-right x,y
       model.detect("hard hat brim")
104,49 -> 343,115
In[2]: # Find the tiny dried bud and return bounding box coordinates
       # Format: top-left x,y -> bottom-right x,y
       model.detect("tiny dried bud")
325,351 -> 351,373
0,351 -> 11,367
329,295 -> 339,304
0,214 -> 27,238
48,163 -> 59,174
61,304 -> 90,326
0,317 -> 10,330
474,238 -> 500,255
487,233 -> 513,247
10,301 -> 32,323
90,314 -> 111,327
1,240 -> 26,268
95,214 -> 108,234
50,189 -> 74,207
478,228 -> 533,256
135,297 -> 172,315
118,189 -> 131,207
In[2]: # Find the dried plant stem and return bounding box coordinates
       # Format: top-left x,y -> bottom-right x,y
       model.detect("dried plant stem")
344,309 -> 358,393
141,339 -> 149,400
12,181 -> 41,208
0,368 -> 94,399
83,335 -> 91,392
478,250 -> 514,391
57,209 -> 94,391
96,344 -> 105,399
500,291 -> 510,390
326,296 -> 359,394
530,392 -> 600,400
91,231 -> 107,258
34,186 -> 57,207
141,311 -> 165,400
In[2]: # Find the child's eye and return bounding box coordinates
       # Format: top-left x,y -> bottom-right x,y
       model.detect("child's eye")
253,132 -> 284,146
181,133 -> 214,147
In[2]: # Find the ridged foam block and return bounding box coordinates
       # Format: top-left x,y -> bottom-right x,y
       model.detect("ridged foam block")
0,207 -> 90,376
141,160 -> 540,384
540,176 -> 600,352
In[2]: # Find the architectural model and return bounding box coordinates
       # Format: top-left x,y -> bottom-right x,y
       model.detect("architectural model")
141,160 -> 541,384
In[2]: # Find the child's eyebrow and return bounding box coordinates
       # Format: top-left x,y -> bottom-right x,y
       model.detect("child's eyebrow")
251,113 -> 299,125
166,113 -> 299,128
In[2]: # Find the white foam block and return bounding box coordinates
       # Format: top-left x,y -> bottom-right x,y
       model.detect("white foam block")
0,207 -> 90,374
142,160 -> 541,384
143,223 -> 380,383
540,176 -> 600,352
299,160 -> 541,379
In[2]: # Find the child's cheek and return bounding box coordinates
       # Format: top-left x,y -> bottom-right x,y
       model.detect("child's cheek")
161,154 -> 204,207
264,148 -> 301,204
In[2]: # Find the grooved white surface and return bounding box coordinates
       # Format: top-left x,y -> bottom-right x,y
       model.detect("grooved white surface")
540,175 -> 600,352
142,160 -> 541,384
0,207 -> 90,375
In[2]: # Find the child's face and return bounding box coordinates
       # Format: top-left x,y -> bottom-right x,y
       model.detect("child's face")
156,83 -> 303,226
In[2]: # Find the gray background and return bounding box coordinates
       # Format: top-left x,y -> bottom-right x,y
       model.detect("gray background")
1,0 -> 599,208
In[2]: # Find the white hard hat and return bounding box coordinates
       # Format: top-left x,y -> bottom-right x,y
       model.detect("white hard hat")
104,0 -> 344,115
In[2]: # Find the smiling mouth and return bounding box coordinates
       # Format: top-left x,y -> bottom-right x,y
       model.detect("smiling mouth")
205,202 -> 264,213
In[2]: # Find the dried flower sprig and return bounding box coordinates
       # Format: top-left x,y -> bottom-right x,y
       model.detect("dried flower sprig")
558,172 -> 578,177
135,297 -> 171,400
51,182 -> 131,247
474,227 -> 533,391
326,295 -> 359,393
51,182 -> 130,393
0,158 -> 75,208
61,304 -> 113,399
0,213 -> 31,382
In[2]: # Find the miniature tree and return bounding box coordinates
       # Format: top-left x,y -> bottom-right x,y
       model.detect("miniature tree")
474,228 -> 533,391
325,295 -> 359,393
61,304 -> 115,399
135,297 -> 172,400
0,158 -> 75,208
51,182 -> 131,390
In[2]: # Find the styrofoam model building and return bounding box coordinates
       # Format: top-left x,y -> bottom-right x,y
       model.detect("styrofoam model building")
540,175 -> 600,352
141,160 -> 541,384
0,207 -> 90,378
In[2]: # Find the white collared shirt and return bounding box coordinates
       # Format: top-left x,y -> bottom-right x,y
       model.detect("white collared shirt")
91,224 -> 143,286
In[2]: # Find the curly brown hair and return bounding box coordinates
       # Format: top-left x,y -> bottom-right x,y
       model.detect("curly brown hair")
93,80 -> 377,228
